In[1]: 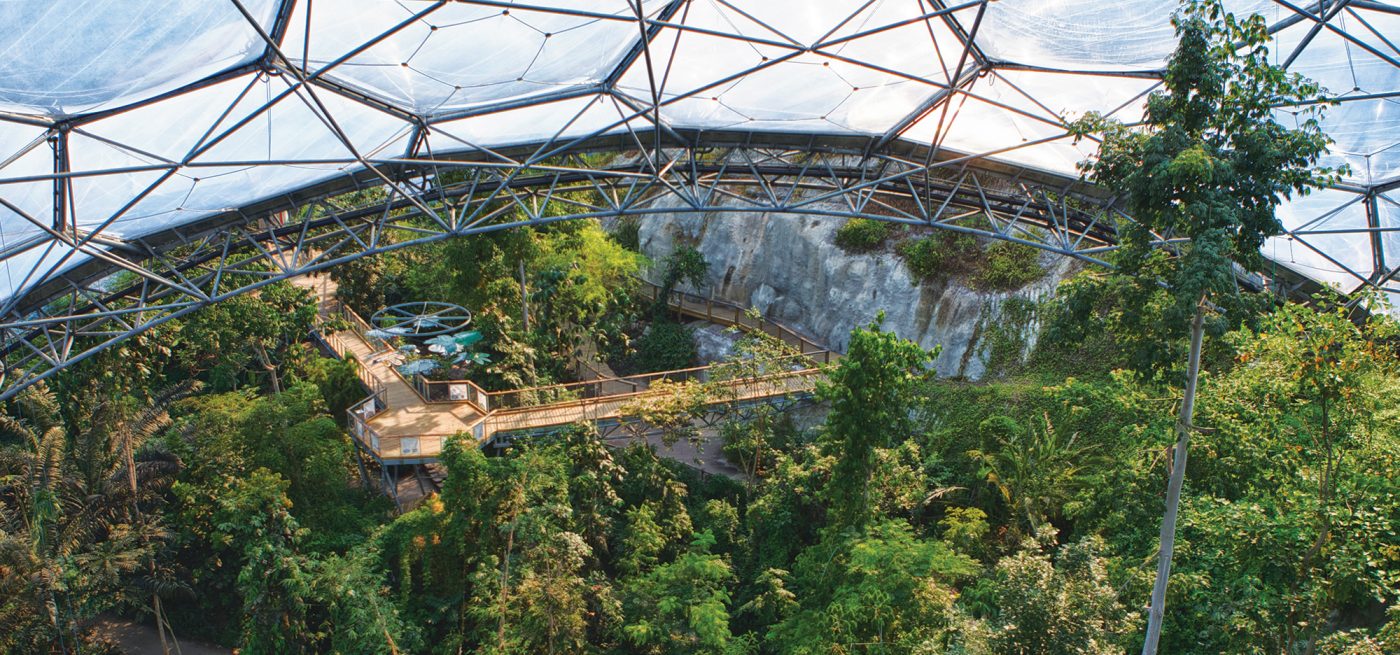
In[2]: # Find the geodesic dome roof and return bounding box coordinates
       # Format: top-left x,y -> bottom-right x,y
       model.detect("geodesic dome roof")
0,2 -> 1397,335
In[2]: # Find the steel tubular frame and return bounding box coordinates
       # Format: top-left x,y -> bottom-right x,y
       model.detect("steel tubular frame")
0,0 -> 1395,400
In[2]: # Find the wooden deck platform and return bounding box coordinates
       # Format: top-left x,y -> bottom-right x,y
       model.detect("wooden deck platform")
292,273 -> 829,465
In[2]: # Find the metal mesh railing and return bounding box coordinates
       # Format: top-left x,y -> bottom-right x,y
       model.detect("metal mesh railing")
338,303 -> 392,353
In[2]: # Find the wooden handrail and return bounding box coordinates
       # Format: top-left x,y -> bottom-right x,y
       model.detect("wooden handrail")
314,272 -> 837,464
486,351 -> 825,408
409,279 -> 837,412
639,281 -> 831,358
488,367 -> 821,416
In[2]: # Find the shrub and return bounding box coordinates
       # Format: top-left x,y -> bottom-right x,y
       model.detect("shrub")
611,216 -> 642,252
653,245 -> 709,319
896,233 -> 981,281
896,236 -> 950,280
896,235 -> 952,278
834,218 -> 893,252
977,296 -> 1039,377
982,536 -> 1137,654
977,241 -> 1045,291
661,245 -> 708,292
635,321 -> 697,372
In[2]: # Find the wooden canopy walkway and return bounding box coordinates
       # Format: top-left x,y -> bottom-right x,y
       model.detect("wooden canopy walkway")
291,274 -> 834,469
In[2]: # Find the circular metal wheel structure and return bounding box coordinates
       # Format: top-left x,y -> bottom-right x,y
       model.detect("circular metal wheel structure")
370,301 -> 472,339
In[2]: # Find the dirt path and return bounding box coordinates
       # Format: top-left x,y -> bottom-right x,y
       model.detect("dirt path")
88,616 -> 231,655
606,425 -> 751,481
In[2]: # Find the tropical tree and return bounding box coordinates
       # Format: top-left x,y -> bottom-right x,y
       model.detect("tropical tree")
308,544 -> 423,654
559,424 -> 626,558
652,244 -> 708,319
1070,2 -> 1337,649
0,384 -> 184,653
709,325 -> 808,479
621,531 -> 737,655
767,519 -> 977,654
818,314 -> 936,529
172,383 -> 372,550
970,413 -> 1099,538
331,250 -> 410,317
982,535 -> 1137,655
176,281 -> 318,391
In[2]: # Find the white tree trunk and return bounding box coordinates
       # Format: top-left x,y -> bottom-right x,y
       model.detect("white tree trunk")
1142,298 -> 1206,655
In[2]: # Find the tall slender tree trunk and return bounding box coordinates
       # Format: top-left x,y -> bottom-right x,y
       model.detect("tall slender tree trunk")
497,522 -> 516,651
519,260 -> 530,331
125,436 -> 179,654
250,342 -> 280,395
1142,298 -> 1206,655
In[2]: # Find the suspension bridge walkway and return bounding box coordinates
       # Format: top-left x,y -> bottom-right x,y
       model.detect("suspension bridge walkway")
290,273 -> 835,496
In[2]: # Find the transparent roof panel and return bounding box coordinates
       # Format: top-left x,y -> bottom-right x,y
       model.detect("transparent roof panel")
813,0 -> 966,85
1268,188 -> 1375,290
0,136 -> 52,256
955,0 -> 1277,72
189,75 -> 413,167
638,53 -> 937,134
1271,10 -> 1398,96
426,94 -> 644,156
1271,8 -> 1400,187
0,243 -> 77,309
0,0 -> 1397,306
615,0 -> 958,134
985,69 -> 1159,125
962,1 -> 1178,71
283,0 -> 665,117
75,74 -> 265,166
903,71 -> 1157,176
0,0 -> 279,117
1284,98 -> 1400,188
1379,193 -> 1400,273
66,72 -> 412,241
906,92 -> 1092,175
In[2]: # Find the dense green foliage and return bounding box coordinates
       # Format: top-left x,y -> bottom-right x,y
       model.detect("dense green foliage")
635,321 -> 699,373
609,215 -> 643,252
4,228 -> 1396,654
977,241 -> 1045,291
833,217 -> 894,252
891,229 -> 1045,291
895,233 -> 966,280
2,5 -> 1394,649
0,280 -> 407,653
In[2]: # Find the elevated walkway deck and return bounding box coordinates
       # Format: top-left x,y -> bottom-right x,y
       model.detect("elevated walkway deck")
291,273 -> 834,467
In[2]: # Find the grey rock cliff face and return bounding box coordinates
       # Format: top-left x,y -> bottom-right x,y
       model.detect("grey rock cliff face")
627,198 -> 1075,379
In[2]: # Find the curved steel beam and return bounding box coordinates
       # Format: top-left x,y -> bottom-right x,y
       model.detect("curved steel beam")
0,138 -> 1138,399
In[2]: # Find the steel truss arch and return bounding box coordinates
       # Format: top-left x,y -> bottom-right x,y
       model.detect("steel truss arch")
0,133 -> 1337,402
1,0 -> 1397,400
